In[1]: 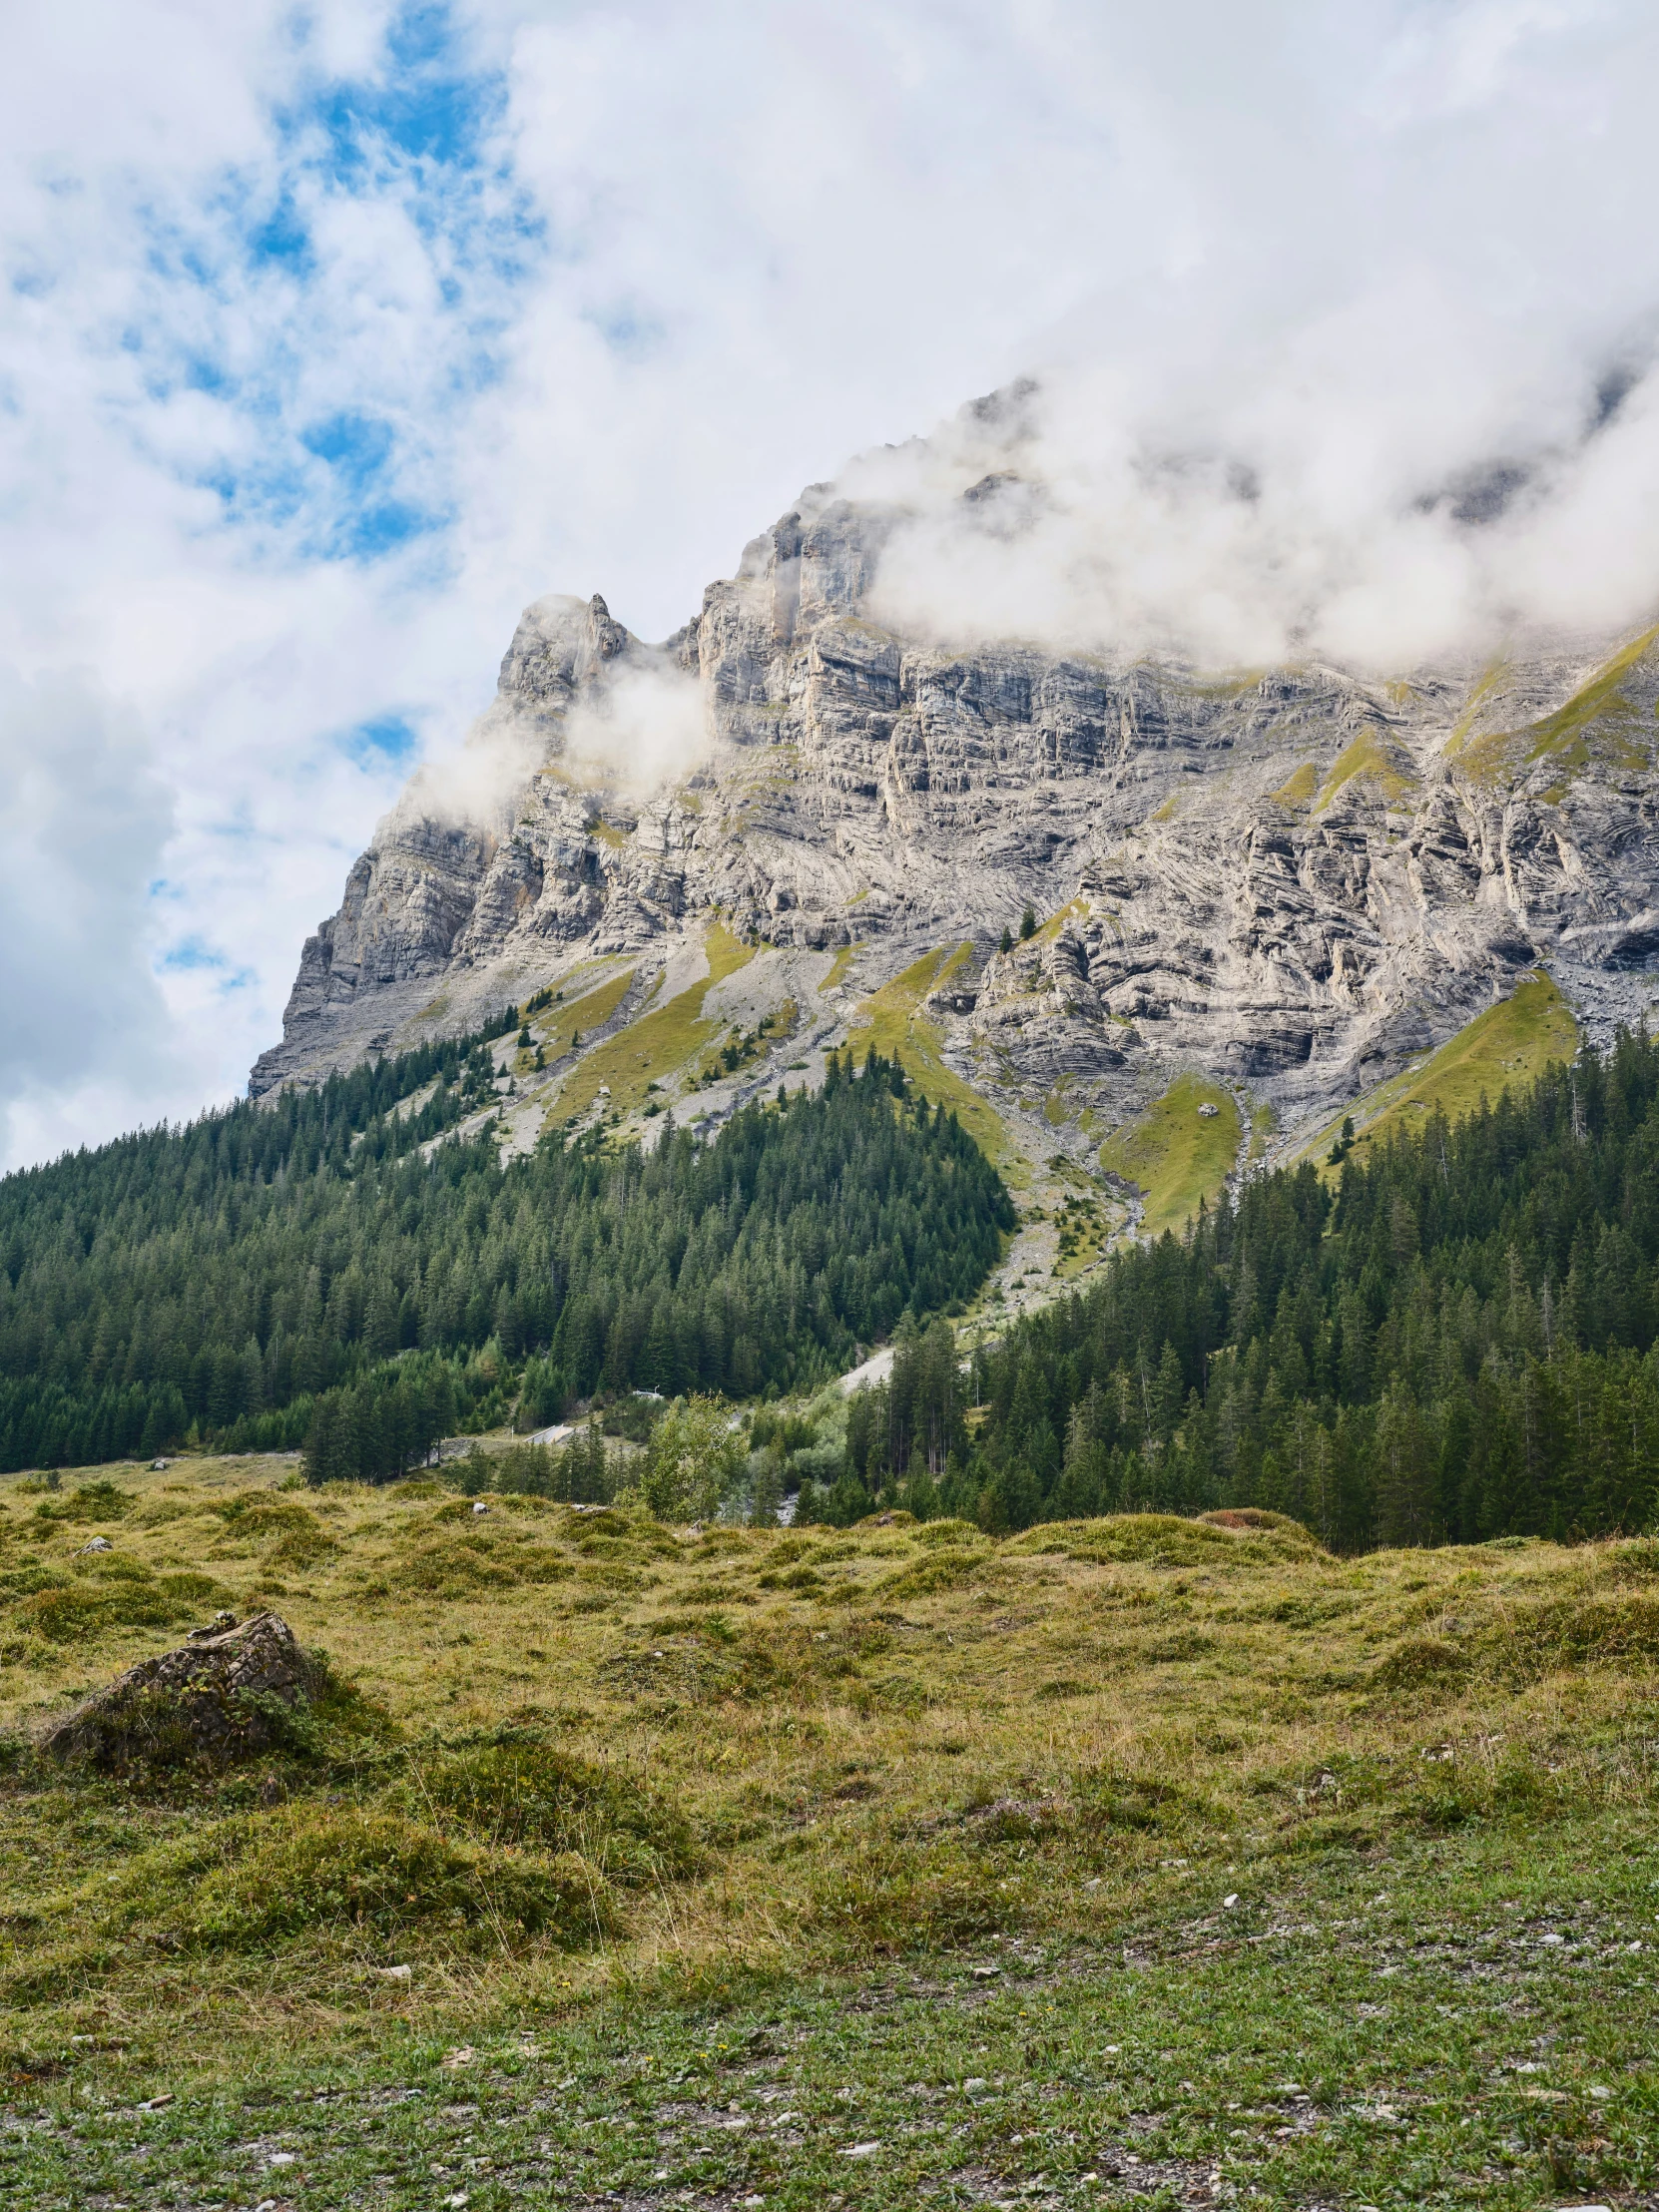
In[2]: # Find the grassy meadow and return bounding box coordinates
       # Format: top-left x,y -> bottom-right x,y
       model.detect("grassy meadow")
1294,970 -> 1581,1179
1097,1075 -> 1242,1241
2,1454 -> 1658,2205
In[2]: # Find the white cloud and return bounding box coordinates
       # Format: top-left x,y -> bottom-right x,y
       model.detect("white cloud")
562,659 -> 709,795
2,1 -> 1658,1165
0,670 -> 186,1162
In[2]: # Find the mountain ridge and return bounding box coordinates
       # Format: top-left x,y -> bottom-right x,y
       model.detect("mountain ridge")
251,433 -> 1659,1218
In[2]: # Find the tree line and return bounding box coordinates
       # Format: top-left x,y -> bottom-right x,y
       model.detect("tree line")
0,1023 -> 1012,1477
817,1030 -> 1659,1546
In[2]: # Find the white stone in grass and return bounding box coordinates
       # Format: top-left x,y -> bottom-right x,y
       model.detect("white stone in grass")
841,2141 -> 881,2157
376,1964 -> 412,1980
1223,1894 -> 1240,1908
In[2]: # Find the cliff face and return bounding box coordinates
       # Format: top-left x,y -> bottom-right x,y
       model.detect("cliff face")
252,464 -> 1659,1191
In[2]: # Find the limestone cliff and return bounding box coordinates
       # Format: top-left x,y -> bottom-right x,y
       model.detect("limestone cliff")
252,428 -> 1659,1211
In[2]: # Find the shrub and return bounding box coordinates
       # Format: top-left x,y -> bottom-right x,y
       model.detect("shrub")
30,1480 -> 132,1525
641,1396 -> 745,1522
809,1837 -> 1012,1952
19,1569 -> 224,1644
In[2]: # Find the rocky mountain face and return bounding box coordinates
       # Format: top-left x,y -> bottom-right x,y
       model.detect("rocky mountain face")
252,457 -> 1659,1202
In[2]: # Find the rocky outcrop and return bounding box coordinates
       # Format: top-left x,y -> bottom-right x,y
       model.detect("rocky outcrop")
251,420 -> 1659,1174
39,1612 -> 320,1771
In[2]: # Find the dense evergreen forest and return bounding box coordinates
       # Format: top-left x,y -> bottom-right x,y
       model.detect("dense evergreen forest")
824,1029 -> 1659,1547
0,1032 -> 1011,1478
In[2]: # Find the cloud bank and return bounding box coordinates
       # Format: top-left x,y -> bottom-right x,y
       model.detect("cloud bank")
857,343 -> 1659,671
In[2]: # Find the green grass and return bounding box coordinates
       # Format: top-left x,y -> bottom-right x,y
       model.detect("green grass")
1453,626 -> 1659,791
9,1819 -> 1654,2211
1297,971 -> 1578,1176
847,945 -> 1013,1172
1098,1073 -> 1241,1240
821,944 -> 856,993
1028,895 -> 1092,950
529,961 -> 636,1054
3,1459 -> 1659,2204
554,924 -> 754,1123
1271,759 -> 1320,808
1317,726 -> 1415,811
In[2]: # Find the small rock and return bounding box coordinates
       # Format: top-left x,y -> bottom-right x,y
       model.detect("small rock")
268,2150 -> 296,2167
187,1610 -> 240,1642
841,2141 -> 880,2157
151,1458 -> 170,1470
1223,1893 -> 1240,1908
472,1500 -> 491,1515
971,1963 -> 1002,1978
77,1536 -> 113,1554
376,1964 -> 413,1981
442,2045 -> 475,2069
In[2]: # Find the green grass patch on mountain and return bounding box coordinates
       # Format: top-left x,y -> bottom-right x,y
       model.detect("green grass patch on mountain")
1452,624 -> 1659,791
1272,758 -> 1320,807
528,961 -> 637,1060
1298,969 -> 1578,1175
1316,725 -> 1415,810
847,944 -> 1012,1173
1098,1073 -> 1240,1240
555,924 -> 754,1123
821,943 -> 856,992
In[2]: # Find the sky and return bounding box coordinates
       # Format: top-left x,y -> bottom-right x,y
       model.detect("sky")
2,1 -> 1657,1171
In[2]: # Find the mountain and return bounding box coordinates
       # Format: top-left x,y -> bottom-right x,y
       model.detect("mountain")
252,397 -> 1659,1236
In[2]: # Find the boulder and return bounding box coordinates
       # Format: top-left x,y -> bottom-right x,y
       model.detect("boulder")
38,1611 -> 321,1771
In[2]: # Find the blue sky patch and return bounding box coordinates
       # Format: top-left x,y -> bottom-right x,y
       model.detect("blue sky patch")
111,0 -> 541,573
341,713 -> 421,769
159,935 -> 228,971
